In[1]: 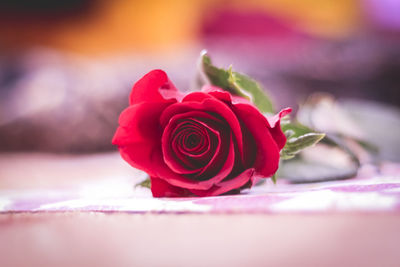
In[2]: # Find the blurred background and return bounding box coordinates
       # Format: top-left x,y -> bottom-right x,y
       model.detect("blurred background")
0,0 -> 399,154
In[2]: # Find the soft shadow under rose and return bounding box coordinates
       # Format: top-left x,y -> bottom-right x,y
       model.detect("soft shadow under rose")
112,70 -> 291,197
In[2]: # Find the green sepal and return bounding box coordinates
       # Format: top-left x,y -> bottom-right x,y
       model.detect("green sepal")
271,173 -> 277,184
135,178 -> 151,189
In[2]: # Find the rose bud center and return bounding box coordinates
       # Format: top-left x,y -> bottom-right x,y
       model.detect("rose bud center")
162,113 -> 232,182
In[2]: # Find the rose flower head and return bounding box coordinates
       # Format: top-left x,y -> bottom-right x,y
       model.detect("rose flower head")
112,70 -> 291,197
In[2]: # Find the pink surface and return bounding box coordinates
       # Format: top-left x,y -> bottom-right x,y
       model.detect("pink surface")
1,153 -> 400,267
1,213 -> 400,267
1,153 -> 399,214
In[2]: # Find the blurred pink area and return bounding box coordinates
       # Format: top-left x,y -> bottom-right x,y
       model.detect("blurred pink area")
0,152 -> 399,214
0,0 -> 399,153
1,212 -> 400,267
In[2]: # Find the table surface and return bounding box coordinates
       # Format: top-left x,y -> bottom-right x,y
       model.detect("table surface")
1,152 -> 400,266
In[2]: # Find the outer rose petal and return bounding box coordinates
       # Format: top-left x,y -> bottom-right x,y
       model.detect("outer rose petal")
150,177 -> 192,197
266,108 -> 292,150
232,103 -> 281,177
120,143 -> 216,190
150,147 -> 227,190
129,69 -> 178,105
150,167 -> 253,198
118,143 -> 161,177
202,85 -> 252,105
189,168 -> 255,197
181,92 -> 214,103
205,86 -> 291,150
113,101 -> 174,177
112,101 -> 174,146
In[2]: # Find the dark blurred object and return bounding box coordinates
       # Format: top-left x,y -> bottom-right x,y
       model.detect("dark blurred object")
1,34 -> 400,153
297,94 -> 400,162
0,52 -> 126,153
0,50 -> 195,153
0,0 -> 93,17
279,93 -> 400,183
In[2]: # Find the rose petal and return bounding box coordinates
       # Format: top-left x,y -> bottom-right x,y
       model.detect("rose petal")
119,132 -> 231,191
150,177 -> 192,197
191,133 -> 236,185
162,117 -> 220,175
175,127 -> 210,158
266,108 -> 292,150
175,125 -> 216,162
118,143 -> 161,177
170,132 -> 202,173
112,127 -> 139,146
216,168 -> 255,190
202,86 -> 252,105
160,98 -> 244,158
151,147 -> 228,190
112,101 -> 173,146
191,128 -> 230,181
113,102 -> 174,178
233,103 -> 281,177
179,131 -> 208,155
182,92 -> 214,103
189,168 -> 255,197
129,69 -> 178,105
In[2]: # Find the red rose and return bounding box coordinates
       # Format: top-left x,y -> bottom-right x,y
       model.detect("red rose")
112,70 -> 291,197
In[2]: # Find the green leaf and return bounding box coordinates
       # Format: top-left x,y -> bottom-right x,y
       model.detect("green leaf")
199,52 -> 233,92
281,133 -> 325,160
199,51 -> 274,113
280,121 -> 325,160
230,72 -> 274,114
135,178 -> 151,189
281,122 -> 314,138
